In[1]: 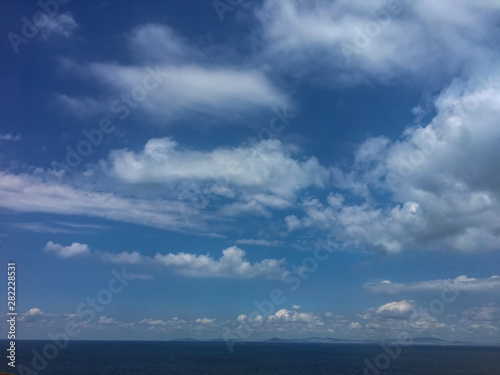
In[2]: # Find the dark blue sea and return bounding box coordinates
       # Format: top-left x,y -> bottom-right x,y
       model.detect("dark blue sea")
3,341 -> 500,375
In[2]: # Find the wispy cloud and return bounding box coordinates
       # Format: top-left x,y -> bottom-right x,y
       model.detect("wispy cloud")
0,133 -> 21,141
59,23 -> 288,121
86,63 -> 288,119
41,12 -> 78,39
364,276 -> 500,293
235,239 -> 284,246
463,305 -> 500,321
0,172 -> 207,233
11,221 -> 105,234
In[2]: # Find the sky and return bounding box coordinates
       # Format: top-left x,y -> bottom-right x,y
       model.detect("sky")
0,0 -> 500,344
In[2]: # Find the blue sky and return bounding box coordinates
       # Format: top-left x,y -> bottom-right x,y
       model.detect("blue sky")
1,0 -> 500,343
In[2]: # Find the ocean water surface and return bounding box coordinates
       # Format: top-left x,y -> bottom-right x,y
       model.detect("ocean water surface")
3,341 -> 500,375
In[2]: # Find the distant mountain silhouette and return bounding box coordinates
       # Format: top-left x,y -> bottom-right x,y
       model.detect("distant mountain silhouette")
263,336 -> 490,346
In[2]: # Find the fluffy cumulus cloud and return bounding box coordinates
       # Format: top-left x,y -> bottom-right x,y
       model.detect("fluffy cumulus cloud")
18,308 -> 45,323
9,3 -> 500,256
154,246 -> 286,279
230,308 -> 330,339
251,0 -> 500,253
285,68 -> 500,253
105,137 -> 329,207
375,300 -> 415,319
3,2 -> 500,303
267,308 -> 323,326
0,138 -> 330,234
17,307 -> 82,328
257,0 -> 500,85
365,275 -> 500,293
195,318 -> 216,325
16,303 -> 498,341
44,241 -> 90,258
18,308 -> 66,325
360,300 -> 447,337
42,241 -> 286,280
228,301 -> 474,340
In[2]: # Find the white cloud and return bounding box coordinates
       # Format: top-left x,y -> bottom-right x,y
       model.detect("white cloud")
285,215 -> 302,232
154,246 -> 286,279
355,136 -> 390,164
100,251 -> 146,265
41,12 -> 78,39
463,305 -> 500,322
360,300 -> 447,337
267,308 -> 323,325
18,308 -> 45,323
7,2 -> 500,263
257,0 -> 500,86
43,242 -> 147,265
237,314 -> 247,322
235,239 -> 284,246
286,70 -> 500,253
43,241 -> 90,258
138,318 -> 169,326
41,239 -> 286,280
258,1 -> 500,254
365,275 -> 500,293
0,172 -> 205,233
11,222 -> 78,234
128,24 -> 196,62
58,21 -> 289,121
218,199 -> 273,218
26,308 -> 43,316
18,307 -> 81,326
0,133 -> 21,141
195,318 -> 215,324
79,62 -> 287,121
54,94 -> 103,117
106,137 -> 329,203
98,316 -> 118,324
375,300 -> 415,319
458,306 -> 500,337
122,272 -> 154,280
